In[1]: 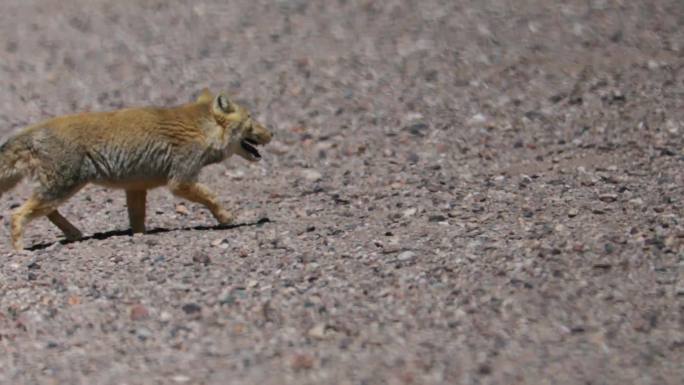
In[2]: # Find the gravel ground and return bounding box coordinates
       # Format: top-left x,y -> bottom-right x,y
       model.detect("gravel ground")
0,1 -> 683,384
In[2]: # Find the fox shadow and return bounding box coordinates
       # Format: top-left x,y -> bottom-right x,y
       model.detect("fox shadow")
26,217 -> 271,251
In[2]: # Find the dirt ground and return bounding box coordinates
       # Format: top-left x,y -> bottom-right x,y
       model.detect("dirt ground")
0,1 -> 682,384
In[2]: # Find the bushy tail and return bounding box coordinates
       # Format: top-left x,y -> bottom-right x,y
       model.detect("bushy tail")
0,138 -> 26,196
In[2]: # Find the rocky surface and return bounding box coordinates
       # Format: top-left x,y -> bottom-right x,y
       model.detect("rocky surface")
0,1 -> 682,384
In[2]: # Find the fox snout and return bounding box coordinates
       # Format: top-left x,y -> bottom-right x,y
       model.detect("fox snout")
238,120 -> 272,162
251,122 -> 272,145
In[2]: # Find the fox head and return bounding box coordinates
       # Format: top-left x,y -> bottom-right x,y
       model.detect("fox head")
198,89 -> 272,162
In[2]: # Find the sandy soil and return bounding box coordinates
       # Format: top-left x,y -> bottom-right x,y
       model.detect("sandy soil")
0,1 -> 682,384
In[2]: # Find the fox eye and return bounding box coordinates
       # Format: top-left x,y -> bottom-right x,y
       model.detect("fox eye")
217,95 -> 233,113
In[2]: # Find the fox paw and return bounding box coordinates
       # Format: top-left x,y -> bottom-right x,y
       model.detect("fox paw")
215,209 -> 234,225
11,238 -> 24,252
64,229 -> 84,241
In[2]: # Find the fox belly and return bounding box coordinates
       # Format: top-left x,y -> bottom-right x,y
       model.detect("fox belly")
83,141 -> 177,185
93,178 -> 168,190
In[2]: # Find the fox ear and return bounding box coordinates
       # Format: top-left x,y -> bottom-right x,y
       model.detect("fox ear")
196,88 -> 214,104
213,94 -> 235,114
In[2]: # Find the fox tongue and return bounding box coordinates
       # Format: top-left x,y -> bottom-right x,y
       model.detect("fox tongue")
240,139 -> 261,159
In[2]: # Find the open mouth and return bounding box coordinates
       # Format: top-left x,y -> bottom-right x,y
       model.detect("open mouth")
240,139 -> 262,159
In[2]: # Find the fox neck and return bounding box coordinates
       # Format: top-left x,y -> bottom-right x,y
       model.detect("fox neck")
200,116 -> 235,164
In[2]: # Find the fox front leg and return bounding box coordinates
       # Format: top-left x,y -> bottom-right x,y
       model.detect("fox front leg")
126,190 -> 147,233
168,181 -> 234,225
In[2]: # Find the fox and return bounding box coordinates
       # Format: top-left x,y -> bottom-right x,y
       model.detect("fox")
0,89 -> 272,250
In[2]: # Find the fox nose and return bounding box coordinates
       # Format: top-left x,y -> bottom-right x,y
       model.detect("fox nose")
257,125 -> 272,144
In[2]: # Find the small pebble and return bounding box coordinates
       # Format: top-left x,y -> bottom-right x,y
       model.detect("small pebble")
211,238 -> 226,247
397,251 -> 416,261
175,204 -> 190,215
301,169 -> 322,182
403,208 -> 417,217
130,304 -> 150,321
171,375 -> 191,383
136,327 -> 152,341
159,311 -> 173,322
291,353 -> 315,370
307,323 -> 327,339
599,193 -> 618,203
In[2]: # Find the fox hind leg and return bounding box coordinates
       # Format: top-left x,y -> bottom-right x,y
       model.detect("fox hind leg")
47,210 -> 83,241
11,185 -> 84,250
11,197 -> 59,250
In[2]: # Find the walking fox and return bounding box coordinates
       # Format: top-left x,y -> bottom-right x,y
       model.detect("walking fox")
0,89 -> 272,250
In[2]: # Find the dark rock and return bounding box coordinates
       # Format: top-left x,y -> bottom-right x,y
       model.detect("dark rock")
192,253 -> 211,265
404,123 -> 429,137
182,303 -> 202,314
428,215 -> 447,222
